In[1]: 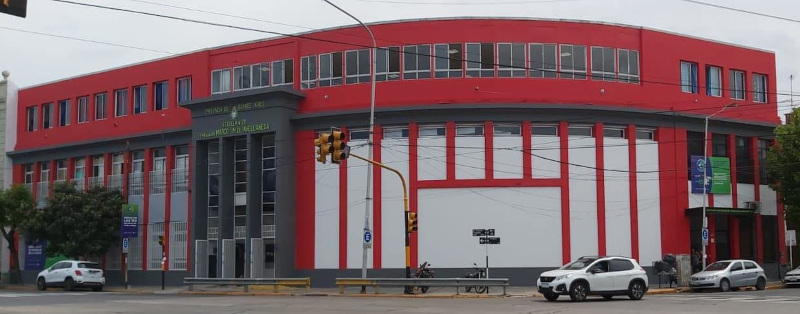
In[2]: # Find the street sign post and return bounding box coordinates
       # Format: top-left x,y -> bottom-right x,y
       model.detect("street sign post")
788,230 -> 796,269
479,237 -> 501,245
702,228 -> 709,245
472,228 -> 500,280
363,229 -> 372,249
122,238 -> 129,253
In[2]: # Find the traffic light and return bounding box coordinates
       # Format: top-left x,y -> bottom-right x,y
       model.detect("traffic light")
331,130 -> 349,164
158,235 -> 165,247
314,132 -> 332,163
407,212 -> 418,233
0,0 -> 27,18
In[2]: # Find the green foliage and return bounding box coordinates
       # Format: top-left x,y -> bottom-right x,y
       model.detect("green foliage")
0,184 -> 35,284
767,108 -> 800,227
22,183 -> 123,259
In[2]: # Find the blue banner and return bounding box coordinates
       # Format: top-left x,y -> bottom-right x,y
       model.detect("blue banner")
121,204 -> 139,238
691,156 -> 711,194
24,240 -> 46,271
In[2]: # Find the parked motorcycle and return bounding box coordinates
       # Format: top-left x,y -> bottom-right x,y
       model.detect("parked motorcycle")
406,262 -> 435,294
464,263 -> 488,293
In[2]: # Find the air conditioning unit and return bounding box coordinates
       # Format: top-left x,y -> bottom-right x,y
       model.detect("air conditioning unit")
746,201 -> 762,213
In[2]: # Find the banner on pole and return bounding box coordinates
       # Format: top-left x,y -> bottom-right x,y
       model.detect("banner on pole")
121,204 -> 139,238
24,240 -> 46,271
691,156 -> 730,194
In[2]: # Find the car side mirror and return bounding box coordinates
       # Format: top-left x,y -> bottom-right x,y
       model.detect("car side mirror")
591,268 -> 603,274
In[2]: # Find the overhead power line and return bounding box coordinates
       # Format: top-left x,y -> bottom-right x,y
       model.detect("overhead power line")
350,0 -> 580,5
0,26 -> 176,55
678,0 -> 800,24
51,0 -> 800,100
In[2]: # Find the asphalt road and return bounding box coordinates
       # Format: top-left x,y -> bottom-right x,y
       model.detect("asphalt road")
1,288 -> 799,314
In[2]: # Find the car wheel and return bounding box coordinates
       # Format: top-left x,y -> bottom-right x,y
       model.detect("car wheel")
92,285 -> 104,292
64,278 -> 75,292
756,277 -> 766,290
544,293 -> 559,301
569,281 -> 588,302
36,278 -> 47,291
719,278 -> 731,292
628,280 -> 645,300
602,294 -> 613,300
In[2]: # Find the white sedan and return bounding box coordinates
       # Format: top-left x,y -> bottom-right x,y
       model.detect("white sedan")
36,260 -> 105,291
784,265 -> 800,286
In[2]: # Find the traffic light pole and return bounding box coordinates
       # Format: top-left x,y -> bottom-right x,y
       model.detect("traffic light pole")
348,153 -> 412,281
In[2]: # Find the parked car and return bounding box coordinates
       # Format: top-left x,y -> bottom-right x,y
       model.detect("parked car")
36,260 -> 105,291
784,265 -> 800,286
537,256 -> 649,302
689,259 -> 766,292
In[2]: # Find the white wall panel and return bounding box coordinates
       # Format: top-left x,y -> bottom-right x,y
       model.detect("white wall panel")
456,137 -> 485,179
759,185 -> 778,216
532,136 -> 561,179
603,138 -> 630,257
418,137 -> 446,181
347,141 -> 372,268
737,183 -> 755,208
381,138 -> 409,268
493,136 -> 523,179
688,181 -> 709,208
713,193 -> 734,208
418,188 -> 562,268
569,137 -> 597,258
636,140 -> 661,266
315,147 -> 339,269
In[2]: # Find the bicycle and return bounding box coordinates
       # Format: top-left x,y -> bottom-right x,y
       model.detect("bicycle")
464,263 -> 488,294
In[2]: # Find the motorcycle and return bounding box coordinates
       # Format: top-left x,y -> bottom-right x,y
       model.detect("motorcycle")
464,263 -> 488,294
406,262 -> 435,294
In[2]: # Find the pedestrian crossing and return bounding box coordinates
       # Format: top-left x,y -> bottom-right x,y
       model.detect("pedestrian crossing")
659,295 -> 800,304
0,292 -> 91,298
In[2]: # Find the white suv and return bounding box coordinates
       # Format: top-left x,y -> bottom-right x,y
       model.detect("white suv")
36,260 -> 106,291
537,256 -> 649,301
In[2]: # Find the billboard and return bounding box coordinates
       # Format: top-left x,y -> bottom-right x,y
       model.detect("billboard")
121,204 -> 139,238
690,156 -> 730,194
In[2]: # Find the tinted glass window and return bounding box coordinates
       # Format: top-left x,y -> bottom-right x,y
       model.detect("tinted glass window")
610,259 -> 635,272
744,262 -> 758,270
78,262 -> 101,269
704,261 -> 731,271
730,262 -> 744,271
559,257 -> 598,270
54,262 -> 70,269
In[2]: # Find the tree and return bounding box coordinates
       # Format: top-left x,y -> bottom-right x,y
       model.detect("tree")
0,184 -> 35,284
766,108 -> 800,228
22,183 -> 123,260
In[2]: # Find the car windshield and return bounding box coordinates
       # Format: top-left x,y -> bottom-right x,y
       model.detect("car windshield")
78,262 -> 101,269
560,257 -> 598,270
704,261 -> 731,271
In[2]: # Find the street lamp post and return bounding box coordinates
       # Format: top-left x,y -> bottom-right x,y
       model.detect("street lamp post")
701,102 -> 737,268
323,0 -> 378,289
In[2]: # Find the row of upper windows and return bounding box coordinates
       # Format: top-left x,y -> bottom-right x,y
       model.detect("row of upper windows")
211,59 -> 293,95
680,61 -> 769,103
344,124 -> 654,141
25,77 -> 193,132
22,145 -> 190,184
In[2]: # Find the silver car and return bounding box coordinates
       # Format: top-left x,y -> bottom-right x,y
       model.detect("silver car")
689,259 -> 767,292
784,265 -> 800,286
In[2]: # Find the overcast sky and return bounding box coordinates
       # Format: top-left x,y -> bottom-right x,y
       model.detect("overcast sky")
1,0 -> 799,114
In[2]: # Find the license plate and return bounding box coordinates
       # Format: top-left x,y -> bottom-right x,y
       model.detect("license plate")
540,283 -> 550,288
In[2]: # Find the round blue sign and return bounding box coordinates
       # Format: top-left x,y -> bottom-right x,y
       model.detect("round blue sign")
364,230 -> 372,243
702,229 -> 709,240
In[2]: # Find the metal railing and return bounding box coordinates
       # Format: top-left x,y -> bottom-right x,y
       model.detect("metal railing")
88,176 -> 104,188
184,277 -> 311,293
172,168 -> 189,193
69,178 -> 85,191
36,182 -> 49,207
129,172 -> 144,196
107,174 -> 123,191
149,171 -> 166,194
335,277 -> 510,295
262,225 -> 276,238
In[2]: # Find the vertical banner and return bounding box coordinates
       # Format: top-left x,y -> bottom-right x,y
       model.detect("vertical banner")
690,156 -> 710,194
24,240 -> 46,271
121,204 -> 139,238
709,157 -> 731,194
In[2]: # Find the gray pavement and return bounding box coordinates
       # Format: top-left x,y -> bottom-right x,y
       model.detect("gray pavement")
0,287 -> 799,314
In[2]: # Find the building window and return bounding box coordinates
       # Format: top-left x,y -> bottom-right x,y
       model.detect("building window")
175,145 -> 189,170
115,89 -> 128,117
251,63 -> 270,88
40,162 -> 50,182
753,73 -> 768,103
154,81 -> 168,110
133,86 -> 147,114
345,49 -> 371,84
497,43 -> 526,78
58,100 -> 70,127
560,44 -> 587,80
24,164 -> 34,185
262,135 -> 276,239
26,106 -> 37,131
419,125 -> 445,137
112,153 -> 124,175
494,124 -> 521,136
456,125 -> 484,137
177,77 -> 192,103
42,103 -> 53,129
736,136 -> 754,184
56,159 -> 67,181
758,139 -> 771,183
234,65 -> 252,91
300,55 -> 317,89
95,92 -> 107,120
211,69 -> 231,94
92,155 -> 104,178
635,129 -> 654,140
74,159 -> 85,181
376,47 -> 400,81
532,125 -> 558,136
730,70 -> 745,100
706,65 -> 722,97
271,59 -> 294,86
349,129 -> 370,141
591,47 -> 616,81
603,127 -> 626,138
153,148 -> 166,172
681,61 -> 699,93
207,140 -> 220,239
319,52 -> 343,87
618,49 -> 640,83
77,96 -> 88,123
529,43 -> 557,78
234,138 -> 247,194
403,44 -> 432,80
132,150 -> 144,173
466,42 -> 495,78
568,125 -> 593,137
434,43 -> 463,78
383,127 -> 409,139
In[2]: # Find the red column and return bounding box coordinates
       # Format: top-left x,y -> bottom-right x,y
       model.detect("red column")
752,137 -> 763,263
594,123 -> 606,256
484,121 -> 493,180
294,131 -> 315,269
522,121 -> 532,180
658,127 -> 690,255
627,124 -> 640,261
49,160 -> 56,197
446,122 -> 456,181
409,123 -> 419,269
33,162 -> 41,204
142,148 -> 153,271
66,158 -> 75,182
728,135 -> 740,259
372,125 -> 382,269
122,150 -> 131,200
559,121 -> 571,264
164,145 -> 174,271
